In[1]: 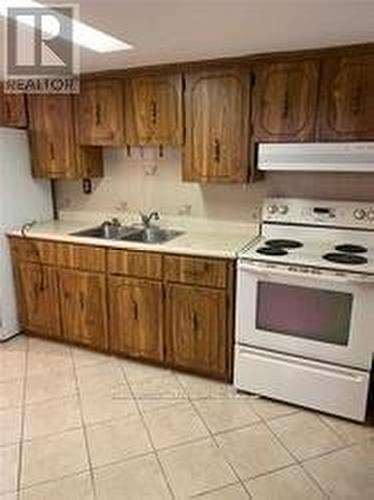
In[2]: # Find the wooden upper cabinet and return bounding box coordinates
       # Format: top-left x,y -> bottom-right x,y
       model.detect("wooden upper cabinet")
28,94 -> 103,179
78,79 -> 125,146
166,284 -> 227,378
318,54 -> 374,140
17,261 -> 61,338
252,61 -> 320,142
125,73 -> 183,146
183,68 -> 250,183
59,269 -> 108,350
0,83 -> 27,128
109,277 -> 164,362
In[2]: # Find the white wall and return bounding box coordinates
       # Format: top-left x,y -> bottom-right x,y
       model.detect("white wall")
56,146 -> 374,222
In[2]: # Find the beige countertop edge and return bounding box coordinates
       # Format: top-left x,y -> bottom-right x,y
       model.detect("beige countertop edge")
7,222 -> 259,260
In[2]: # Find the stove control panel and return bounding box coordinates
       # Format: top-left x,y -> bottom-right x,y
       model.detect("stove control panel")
263,198 -> 374,229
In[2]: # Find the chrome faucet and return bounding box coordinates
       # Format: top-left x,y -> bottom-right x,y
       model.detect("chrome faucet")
101,218 -> 122,238
139,211 -> 160,228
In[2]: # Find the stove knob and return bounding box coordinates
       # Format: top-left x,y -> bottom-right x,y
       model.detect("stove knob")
354,208 -> 366,220
367,209 -> 374,221
267,205 -> 278,214
278,205 -> 289,215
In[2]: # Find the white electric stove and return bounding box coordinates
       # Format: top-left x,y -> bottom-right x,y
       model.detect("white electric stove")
235,198 -> 374,422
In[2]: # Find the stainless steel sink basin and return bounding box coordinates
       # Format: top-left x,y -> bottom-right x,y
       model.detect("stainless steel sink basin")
71,226 -> 184,244
120,228 -> 184,244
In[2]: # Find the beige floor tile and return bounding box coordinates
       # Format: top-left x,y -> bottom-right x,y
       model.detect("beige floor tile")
268,413 -> 344,461
195,483 -> 250,499
320,414 -> 374,445
27,338 -> 70,356
159,438 -> 236,498
72,347 -> 111,369
304,441 -> 374,499
137,397 -> 185,414
21,428 -> 89,487
0,408 -> 22,446
94,454 -> 172,500
176,373 -> 234,400
80,385 -> 138,425
194,399 -> 260,434
216,423 -> 294,480
27,350 -> 74,376
251,396 -> 300,420
245,464 -> 325,499
25,369 -> 76,405
24,395 -> 82,440
20,472 -> 94,500
1,335 -> 27,353
0,379 -> 23,410
0,350 -> 26,382
129,372 -> 187,401
0,493 -> 17,500
143,401 -> 209,450
86,416 -> 152,468
0,445 -> 19,495
76,361 -> 126,395
120,359 -> 172,383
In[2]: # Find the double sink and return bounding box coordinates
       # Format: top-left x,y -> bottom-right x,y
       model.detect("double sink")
71,224 -> 184,245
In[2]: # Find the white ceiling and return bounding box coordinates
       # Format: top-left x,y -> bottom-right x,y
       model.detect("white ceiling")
1,1 -> 374,75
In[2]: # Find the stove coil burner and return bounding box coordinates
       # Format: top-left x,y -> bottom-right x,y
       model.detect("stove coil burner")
323,253 -> 368,265
265,239 -> 303,249
335,244 -> 368,254
256,247 -> 288,256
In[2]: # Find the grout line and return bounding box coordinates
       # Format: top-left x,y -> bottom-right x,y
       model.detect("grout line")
119,364 -> 177,500
70,346 -> 99,500
16,336 -> 30,499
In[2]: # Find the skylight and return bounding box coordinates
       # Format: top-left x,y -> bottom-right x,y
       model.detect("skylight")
0,0 -> 134,53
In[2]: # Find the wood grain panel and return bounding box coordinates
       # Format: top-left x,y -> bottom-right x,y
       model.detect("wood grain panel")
8,237 -> 59,266
252,60 -> 320,141
56,243 -> 106,272
164,255 -> 227,288
109,276 -> 164,362
107,249 -> 162,279
0,83 -> 27,128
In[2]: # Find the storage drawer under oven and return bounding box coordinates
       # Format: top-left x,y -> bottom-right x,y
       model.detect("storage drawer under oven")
234,345 -> 369,422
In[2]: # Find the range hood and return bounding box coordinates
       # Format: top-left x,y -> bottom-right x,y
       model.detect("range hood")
257,142 -> 374,172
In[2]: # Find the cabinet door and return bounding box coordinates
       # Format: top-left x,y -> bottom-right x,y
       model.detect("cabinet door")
166,284 -> 227,378
184,68 -> 250,183
59,269 -> 108,350
109,277 -> 163,362
125,73 -> 183,145
0,83 -> 27,128
318,54 -> 374,140
28,94 -> 77,178
17,262 -> 61,338
252,61 -> 319,142
78,80 -> 125,146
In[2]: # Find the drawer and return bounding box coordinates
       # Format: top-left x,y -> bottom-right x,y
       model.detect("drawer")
8,237 -> 58,265
108,249 -> 163,280
164,255 -> 227,288
56,243 -> 106,272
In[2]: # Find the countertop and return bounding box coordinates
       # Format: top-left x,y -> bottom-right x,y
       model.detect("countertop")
7,215 -> 259,259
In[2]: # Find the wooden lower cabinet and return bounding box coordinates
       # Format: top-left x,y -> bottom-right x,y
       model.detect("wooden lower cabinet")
59,269 -> 108,350
166,283 -> 227,378
108,277 -> 164,362
17,261 -> 61,338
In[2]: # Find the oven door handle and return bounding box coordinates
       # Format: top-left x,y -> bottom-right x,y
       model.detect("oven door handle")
238,262 -> 374,286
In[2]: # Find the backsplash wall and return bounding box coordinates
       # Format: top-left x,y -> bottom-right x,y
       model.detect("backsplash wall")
56,147 -> 374,222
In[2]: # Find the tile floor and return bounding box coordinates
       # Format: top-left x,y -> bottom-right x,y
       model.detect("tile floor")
1,336 -> 374,499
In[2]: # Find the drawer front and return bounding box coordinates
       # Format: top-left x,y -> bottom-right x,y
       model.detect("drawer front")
108,249 -> 163,280
56,243 -> 106,272
164,255 -> 227,288
9,237 -> 58,265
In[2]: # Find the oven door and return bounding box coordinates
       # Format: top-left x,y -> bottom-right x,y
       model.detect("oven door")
236,261 -> 374,370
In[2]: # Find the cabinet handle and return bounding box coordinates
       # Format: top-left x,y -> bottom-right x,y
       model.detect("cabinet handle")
192,311 -> 199,337
79,292 -> 85,311
132,299 -> 138,321
282,90 -> 290,119
95,103 -> 102,125
351,86 -> 363,116
213,139 -> 221,163
49,143 -> 55,161
150,100 -> 157,125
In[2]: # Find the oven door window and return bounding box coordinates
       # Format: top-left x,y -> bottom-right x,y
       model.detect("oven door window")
256,282 -> 353,346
